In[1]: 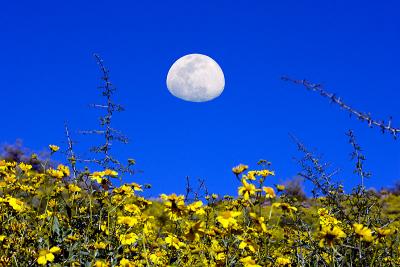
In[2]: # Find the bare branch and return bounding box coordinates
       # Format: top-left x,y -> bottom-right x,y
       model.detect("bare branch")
282,76 -> 399,139
79,130 -> 105,135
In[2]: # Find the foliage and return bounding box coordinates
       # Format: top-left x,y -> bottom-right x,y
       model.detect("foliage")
0,153 -> 400,266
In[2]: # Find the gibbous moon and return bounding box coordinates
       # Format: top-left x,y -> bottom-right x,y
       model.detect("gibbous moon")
166,54 -> 225,102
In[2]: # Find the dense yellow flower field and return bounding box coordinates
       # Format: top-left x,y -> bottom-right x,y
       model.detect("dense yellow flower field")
0,151 -> 399,266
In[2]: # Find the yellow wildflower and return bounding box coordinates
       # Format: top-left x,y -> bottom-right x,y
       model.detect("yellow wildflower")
94,260 -> 110,267
91,171 -> 105,183
257,169 -> 275,177
216,210 -> 241,229
37,247 -> 61,265
238,179 -> 257,201
184,220 -> 205,241
68,183 -> 81,193
57,164 -> 70,177
276,257 -> 291,266
262,186 -> 276,198
165,234 -> 186,249
246,170 -> 257,180
118,258 -> 135,267
353,223 -> 374,242
161,193 -> 186,221
238,236 -> 258,252
94,241 -> 107,249
49,144 -> 60,152
6,196 -> 25,212
47,168 -> 64,179
18,162 -> 32,172
273,202 -> 297,214
377,227 -> 392,238
124,203 -> 141,214
149,250 -> 166,265
187,200 -> 205,215
249,212 -> 267,233
119,233 -> 138,245
117,216 -> 138,227
232,164 -> 248,175
239,256 -> 261,267
130,182 -> 143,191
103,169 -> 118,177
276,184 -> 285,191
319,225 -> 346,247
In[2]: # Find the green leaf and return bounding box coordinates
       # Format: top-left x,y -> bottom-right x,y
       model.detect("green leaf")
52,216 -> 60,236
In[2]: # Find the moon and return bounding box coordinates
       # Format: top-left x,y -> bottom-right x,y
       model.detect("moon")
166,54 -> 225,102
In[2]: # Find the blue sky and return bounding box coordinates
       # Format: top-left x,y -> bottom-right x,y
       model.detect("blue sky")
1,1 -> 399,197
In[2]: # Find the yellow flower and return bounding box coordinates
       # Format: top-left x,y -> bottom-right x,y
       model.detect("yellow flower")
239,256 -> 261,267
130,182 -> 143,191
246,171 -> 257,180
318,210 -> 341,227
238,179 -> 257,201
149,250 -> 166,265
238,236 -> 258,252
276,184 -> 285,191
319,225 -> 346,247
0,235 -> 6,241
90,171 -> 104,183
100,222 -> 110,235
18,162 -> 32,172
57,164 -> 70,177
94,241 -> 107,249
94,260 -> 110,267
165,234 -> 186,249
211,239 -> 224,255
215,252 -> 225,261
68,183 -> 81,193
262,186 -> 276,198
216,211 -> 241,229
117,216 -> 138,227
276,257 -> 291,266
232,164 -> 248,175
353,223 -> 374,242
6,196 -> 25,212
37,210 -> 53,220
119,233 -> 138,245
4,174 -> 16,184
49,144 -> 60,152
187,200 -> 205,215
161,193 -> 186,221
47,168 -> 64,179
124,203 -> 141,214
318,208 -> 329,217
257,169 -> 275,177
184,220 -> 205,241
103,169 -> 118,177
114,184 -> 134,195
118,258 -> 135,267
376,227 -> 392,238
249,212 -> 267,233
272,202 -> 297,214
66,234 -> 80,242
37,247 -> 61,265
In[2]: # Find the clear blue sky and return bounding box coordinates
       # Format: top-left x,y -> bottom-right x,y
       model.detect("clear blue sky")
1,1 -> 399,197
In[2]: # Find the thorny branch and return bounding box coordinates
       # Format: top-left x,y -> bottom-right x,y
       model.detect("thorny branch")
346,130 -> 371,188
77,54 -> 135,179
282,76 -> 399,139
64,122 -> 78,179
